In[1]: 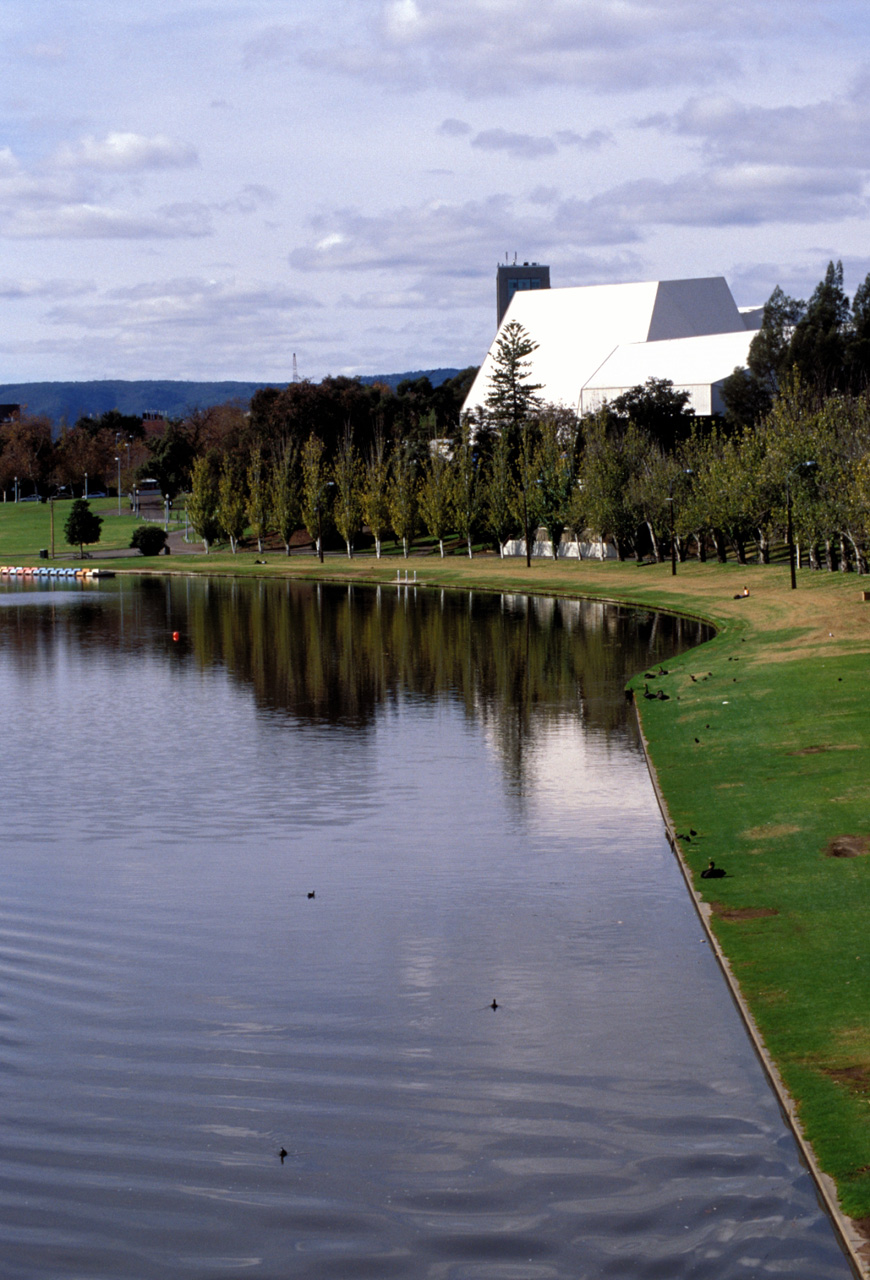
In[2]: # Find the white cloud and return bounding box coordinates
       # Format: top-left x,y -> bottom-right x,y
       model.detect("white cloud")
0,277 -> 93,299
2,202 -> 213,240
643,84 -> 870,170
288,192 -> 644,283
54,132 -> 199,172
45,277 -> 320,332
583,165 -> 867,231
289,0 -> 821,96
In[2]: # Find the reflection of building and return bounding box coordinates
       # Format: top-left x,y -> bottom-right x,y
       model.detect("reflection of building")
497,261 -> 550,327
467,276 -> 763,419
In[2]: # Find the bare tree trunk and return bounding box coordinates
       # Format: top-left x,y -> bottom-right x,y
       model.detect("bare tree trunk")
646,521 -> 661,562
839,535 -> 850,572
846,531 -> 866,574
713,530 -> 728,563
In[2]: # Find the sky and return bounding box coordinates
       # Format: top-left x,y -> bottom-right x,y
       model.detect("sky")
2,0 -> 870,383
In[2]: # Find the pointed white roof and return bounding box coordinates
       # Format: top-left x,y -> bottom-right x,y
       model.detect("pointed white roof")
463,276 -> 750,415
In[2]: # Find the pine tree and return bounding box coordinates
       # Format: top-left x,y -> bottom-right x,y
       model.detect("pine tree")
63,499 -> 102,557
484,319 -> 543,449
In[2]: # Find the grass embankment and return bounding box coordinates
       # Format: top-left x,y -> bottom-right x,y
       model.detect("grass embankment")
4,534 -> 870,1251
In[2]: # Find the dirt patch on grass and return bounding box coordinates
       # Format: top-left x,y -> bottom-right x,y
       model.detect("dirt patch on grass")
789,744 -> 863,756
825,834 -> 870,858
743,822 -> 801,840
716,781 -> 745,789
824,1065 -> 870,1093
709,901 -> 779,921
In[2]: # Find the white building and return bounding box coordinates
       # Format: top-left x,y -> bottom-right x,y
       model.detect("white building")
462,276 -> 761,419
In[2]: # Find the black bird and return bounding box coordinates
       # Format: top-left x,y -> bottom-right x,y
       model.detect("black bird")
690,828 -> 698,836
490,999 -> 499,1010
701,860 -> 726,879
694,737 -> 700,744
279,1148 -> 288,1162
656,690 -> 670,701
307,891 -> 316,899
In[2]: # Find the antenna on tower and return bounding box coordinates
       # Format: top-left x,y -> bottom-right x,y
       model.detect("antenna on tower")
292,353 -> 299,383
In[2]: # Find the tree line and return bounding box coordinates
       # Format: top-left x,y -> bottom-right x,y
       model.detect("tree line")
7,259 -> 870,572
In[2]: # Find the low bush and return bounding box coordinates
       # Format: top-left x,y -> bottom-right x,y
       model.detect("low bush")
130,524 -> 168,556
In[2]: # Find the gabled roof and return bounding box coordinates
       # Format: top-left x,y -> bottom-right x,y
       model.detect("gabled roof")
463,276 -> 751,414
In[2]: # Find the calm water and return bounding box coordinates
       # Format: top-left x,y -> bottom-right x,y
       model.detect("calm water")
0,576 -> 854,1279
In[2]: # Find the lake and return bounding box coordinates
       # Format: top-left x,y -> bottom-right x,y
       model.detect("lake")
0,575 -> 855,1278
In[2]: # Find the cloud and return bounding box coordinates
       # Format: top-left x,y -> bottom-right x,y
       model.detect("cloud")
0,145 -> 267,241
0,277 -> 93,300
288,192 -> 644,283
437,118 -> 472,137
583,164 -> 867,230
1,203 -> 212,240
471,129 -> 557,159
45,277 -> 320,333
286,0 -> 811,96
468,126 -> 614,159
642,86 -> 870,170
555,129 -> 613,150
53,132 -> 199,172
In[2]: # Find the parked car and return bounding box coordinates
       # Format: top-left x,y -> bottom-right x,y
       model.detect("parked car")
86,491 -> 107,498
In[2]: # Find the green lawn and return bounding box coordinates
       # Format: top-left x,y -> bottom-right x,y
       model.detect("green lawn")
0,497 -> 183,561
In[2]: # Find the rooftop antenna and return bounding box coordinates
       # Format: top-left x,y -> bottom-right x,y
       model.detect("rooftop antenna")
292,353 -> 299,383
513,252 -> 517,264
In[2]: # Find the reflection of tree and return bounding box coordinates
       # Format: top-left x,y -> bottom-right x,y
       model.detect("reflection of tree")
178,581 -> 707,781
0,579 -> 709,786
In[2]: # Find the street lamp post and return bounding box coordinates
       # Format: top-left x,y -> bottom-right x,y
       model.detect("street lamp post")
786,460 -> 816,590
14,476 -> 18,503
116,456 -> 121,516
84,472 -> 88,500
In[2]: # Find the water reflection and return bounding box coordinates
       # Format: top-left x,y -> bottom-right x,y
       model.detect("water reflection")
0,576 -> 708,793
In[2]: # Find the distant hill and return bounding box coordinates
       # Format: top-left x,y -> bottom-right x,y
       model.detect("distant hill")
0,370 -> 464,426
357,369 -> 462,391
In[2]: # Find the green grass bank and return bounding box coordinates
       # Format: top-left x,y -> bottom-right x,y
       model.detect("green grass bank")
5,537 -> 870,1262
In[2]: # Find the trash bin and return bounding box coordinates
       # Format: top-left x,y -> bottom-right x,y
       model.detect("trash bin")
38,548 -> 48,559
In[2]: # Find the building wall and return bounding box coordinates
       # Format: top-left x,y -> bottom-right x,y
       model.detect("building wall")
496,262 -> 550,327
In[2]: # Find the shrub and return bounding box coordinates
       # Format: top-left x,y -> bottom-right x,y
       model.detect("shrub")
131,525 -> 168,556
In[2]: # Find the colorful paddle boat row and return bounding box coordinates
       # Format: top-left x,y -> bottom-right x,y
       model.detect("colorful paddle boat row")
0,565 -> 107,579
